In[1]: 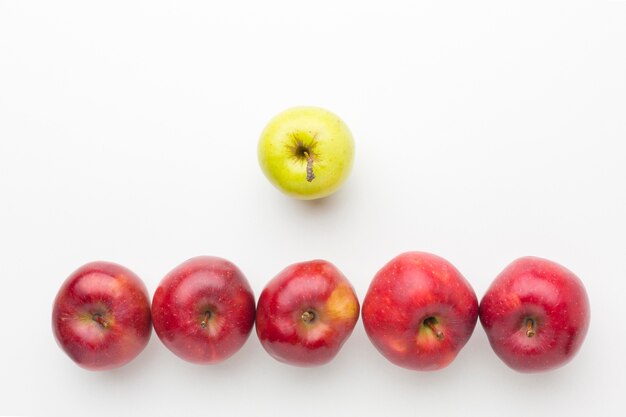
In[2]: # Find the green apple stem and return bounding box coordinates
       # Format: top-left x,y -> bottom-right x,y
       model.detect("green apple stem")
526,318 -> 536,337
200,311 -> 212,329
424,317 -> 444,340
304,151 -> 315,182
92,313 -> 109,329
301,310 -> 316,323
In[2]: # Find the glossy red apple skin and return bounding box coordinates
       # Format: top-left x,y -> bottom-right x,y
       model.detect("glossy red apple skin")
362,252 -> 479,371
52,261 -> 152,371
479,257 -> 590,373
256,260 -> 360,367
151,256 -> 256,364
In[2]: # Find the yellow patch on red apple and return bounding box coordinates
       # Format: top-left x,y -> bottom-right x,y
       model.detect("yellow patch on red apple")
325,284 -> 358,320
387,336 -> 408,354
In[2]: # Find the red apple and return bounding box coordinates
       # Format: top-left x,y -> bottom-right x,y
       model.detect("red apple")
479,256 -> 590,372
362,252 -> 478,371
255,260 -> 359,366
52,261 -> 152,371
151,256 -> 256,364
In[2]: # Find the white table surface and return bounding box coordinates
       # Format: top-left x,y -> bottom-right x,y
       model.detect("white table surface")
1,1 -> 625,416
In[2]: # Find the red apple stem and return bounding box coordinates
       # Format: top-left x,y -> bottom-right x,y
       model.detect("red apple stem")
301,310 -> 316,323
304,151 -> 315,182
92,313 -> 109,329
200,311 -> 212,329
526,318 -> 536,337
424,317 -> 444,340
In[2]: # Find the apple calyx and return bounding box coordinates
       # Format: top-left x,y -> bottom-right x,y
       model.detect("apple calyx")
301,310 -> 316,324
525,318 -> 536,337
92,313 -> 109,329
423,317 -> 444,340
290,132 -> 318,182
200,311 -> 213,329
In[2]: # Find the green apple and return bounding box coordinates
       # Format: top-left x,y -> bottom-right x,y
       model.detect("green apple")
258,106 -> 355,200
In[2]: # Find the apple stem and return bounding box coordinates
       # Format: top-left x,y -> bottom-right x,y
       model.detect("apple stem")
526,318 -> 536,337
92,313 -> 109,329
301,310 -> 316,323
304,151 -> 315,182
423,317 -> 444,340
200,311 -> 212,329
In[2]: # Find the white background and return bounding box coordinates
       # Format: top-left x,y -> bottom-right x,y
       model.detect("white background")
1,1 -> 625,416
